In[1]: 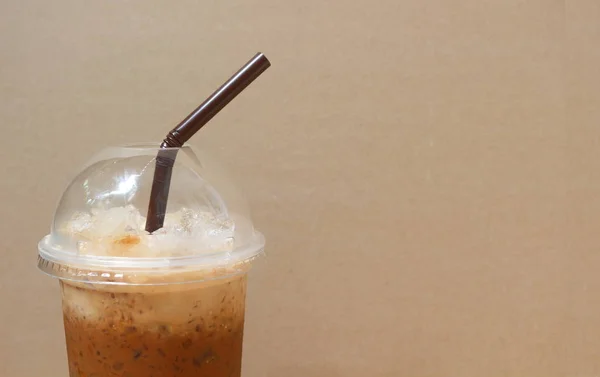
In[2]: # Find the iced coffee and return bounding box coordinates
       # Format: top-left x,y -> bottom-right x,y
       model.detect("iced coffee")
38,145 -> 265,377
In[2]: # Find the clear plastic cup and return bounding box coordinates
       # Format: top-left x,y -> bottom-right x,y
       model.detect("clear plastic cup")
37,144 -> 265,377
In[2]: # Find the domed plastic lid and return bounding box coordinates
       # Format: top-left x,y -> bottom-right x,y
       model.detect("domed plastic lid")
37,144 -> 265,285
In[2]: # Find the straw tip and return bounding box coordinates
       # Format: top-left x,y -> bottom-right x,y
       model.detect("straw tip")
255,52 -> 271,67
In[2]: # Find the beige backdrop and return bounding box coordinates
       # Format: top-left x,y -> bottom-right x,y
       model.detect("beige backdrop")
1,0 -> 598,376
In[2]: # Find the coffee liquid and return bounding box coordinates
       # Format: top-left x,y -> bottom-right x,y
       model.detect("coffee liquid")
61,275 -> 247,377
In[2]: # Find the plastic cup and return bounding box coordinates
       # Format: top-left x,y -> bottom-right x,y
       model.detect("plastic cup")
37,144 -> 265,377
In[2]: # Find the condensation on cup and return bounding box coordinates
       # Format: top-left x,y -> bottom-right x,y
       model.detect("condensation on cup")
37,144 -> 265,377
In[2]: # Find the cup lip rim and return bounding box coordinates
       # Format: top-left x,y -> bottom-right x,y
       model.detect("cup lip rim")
37,232 -> 265,270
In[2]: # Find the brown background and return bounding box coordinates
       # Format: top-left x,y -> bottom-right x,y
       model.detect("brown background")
1,0 -> 599,376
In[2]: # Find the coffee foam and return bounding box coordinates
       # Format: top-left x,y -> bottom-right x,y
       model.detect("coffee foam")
61,274 -> 247,326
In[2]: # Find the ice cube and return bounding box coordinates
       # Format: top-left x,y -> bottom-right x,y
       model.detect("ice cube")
87,205 -> 144,238
68,212 -> 93,234
93,207 -> 128,237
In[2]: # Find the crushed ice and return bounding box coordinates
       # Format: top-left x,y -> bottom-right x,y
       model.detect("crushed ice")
64,205 -> 234,257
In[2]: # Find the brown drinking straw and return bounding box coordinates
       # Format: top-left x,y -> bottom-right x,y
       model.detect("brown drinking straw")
145,52 -> 271,232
